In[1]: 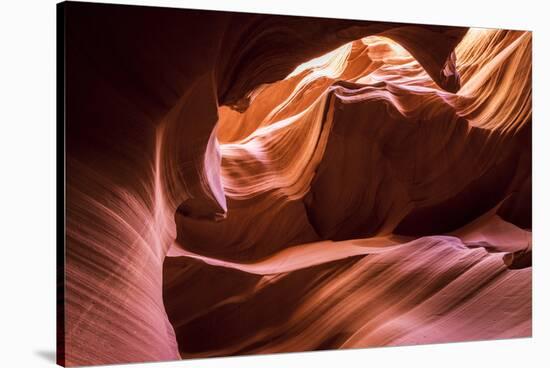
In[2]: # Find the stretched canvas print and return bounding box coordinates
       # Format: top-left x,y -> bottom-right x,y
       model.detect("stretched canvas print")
57,1 -> 532,366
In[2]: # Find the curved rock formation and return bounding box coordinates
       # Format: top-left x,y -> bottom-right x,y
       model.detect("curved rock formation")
61,2 -> 531,366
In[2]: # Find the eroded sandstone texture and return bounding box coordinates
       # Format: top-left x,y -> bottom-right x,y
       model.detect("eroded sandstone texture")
60,2 -> 531,366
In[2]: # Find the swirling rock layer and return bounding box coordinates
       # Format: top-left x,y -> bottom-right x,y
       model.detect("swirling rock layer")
61,2 -> 531,366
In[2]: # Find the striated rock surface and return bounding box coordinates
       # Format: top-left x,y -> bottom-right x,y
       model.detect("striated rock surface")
61,2 -> 531,366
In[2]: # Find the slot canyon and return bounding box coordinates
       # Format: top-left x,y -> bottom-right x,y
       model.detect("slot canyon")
61,3 -> 531,366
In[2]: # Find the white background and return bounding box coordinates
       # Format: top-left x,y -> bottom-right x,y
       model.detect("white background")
0,0 -> 548,367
